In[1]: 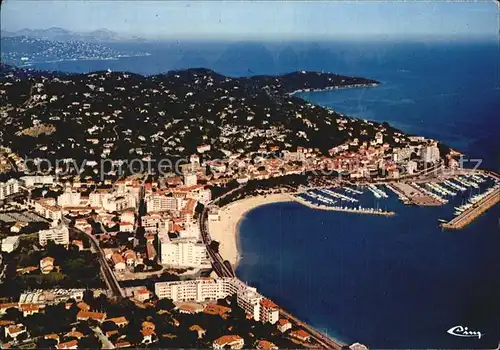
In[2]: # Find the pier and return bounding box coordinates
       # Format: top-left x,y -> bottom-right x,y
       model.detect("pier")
293,195 -> 395,216
391,182 -> 443,206
441,186 -> 500,229
386,183 -> 410,204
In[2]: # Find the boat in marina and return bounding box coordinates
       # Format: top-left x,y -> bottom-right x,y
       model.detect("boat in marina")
319,188 -> 358,202
411,182 -> 448,204
344,186 -> 363,195
366,184 -> 388,199
443,180 -> 466,192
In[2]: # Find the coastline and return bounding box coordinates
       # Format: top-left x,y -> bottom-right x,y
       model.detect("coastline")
208,192 -> 348,349
208,193 -> 292,268
288,82 -> 379,96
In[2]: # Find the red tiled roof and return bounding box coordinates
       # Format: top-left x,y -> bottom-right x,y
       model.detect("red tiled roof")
57,340 -> 78,349
290,329 -> 310,339
141,328 -> 155,337
111,253 -> 125,264
115,341 -> 131,348
20,304 -> 39,312
278,318 -> 290,326
105,316 -> 129,325
77,310 -> 106,321
257,340 -> 277,350
260,298 -> 278,309
213,335 -> 243,347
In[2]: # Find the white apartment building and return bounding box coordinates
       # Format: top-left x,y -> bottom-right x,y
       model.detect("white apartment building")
89,190 -> 109,208
145,193 -> 179,212
102,193 -> 137,212
34,200 -> 63,223
0,179 -> 20,200
183,173 -> 197,187
392,147 -> 413,163
159,236 -> 210,268
19,175 -> 54,188
259,299 -> 280,325
154,278 -> 279,324
155,278 -> 228,302
178,221 -> 200,240
421,143 -> 441,163
183,188 -> 211,205
406,160 -> 418,174
39,225 -> 70,246
142,213 -> 171,235
1,235 -> 20,253
237,285 -> 262,321
57,188 -> 81,207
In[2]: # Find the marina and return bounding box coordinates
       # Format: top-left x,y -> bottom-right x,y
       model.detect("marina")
295,171 -> 498,229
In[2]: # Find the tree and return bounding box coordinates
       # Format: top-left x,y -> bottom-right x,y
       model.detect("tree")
4,307 -> 22,322
135,226 -> 146,240
156,298 -> 175,312
209,240 -> 220,253
37,338 -> 58,348
101,320 -> 118,333
83,289 -> 94,304
17,332 -> 28,342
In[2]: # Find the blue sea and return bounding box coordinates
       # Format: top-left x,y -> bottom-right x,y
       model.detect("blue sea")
30,39 -> 500,348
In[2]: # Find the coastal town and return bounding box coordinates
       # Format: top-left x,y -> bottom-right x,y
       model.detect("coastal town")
0,35 -> 149,67
0,63 -> 499,349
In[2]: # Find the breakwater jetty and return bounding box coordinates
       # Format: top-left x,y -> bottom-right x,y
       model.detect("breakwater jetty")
441,186 -> 500,229
293,194 -> 395,216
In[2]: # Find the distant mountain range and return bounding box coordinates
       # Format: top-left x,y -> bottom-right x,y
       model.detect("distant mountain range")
1,27 -> 145,43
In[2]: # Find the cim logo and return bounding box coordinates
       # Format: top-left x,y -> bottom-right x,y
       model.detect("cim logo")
447,325 -> 485,339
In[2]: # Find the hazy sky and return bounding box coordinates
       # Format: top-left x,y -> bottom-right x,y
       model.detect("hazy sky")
1,0 -> 499,40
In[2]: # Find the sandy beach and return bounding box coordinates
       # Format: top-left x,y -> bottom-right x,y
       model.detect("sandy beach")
208,193 -> 293,268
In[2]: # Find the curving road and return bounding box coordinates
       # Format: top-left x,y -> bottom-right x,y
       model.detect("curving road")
63,217 -> 124,299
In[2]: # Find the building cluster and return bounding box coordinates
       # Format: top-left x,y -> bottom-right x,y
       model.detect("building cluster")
0,179 -> 20,201
0,147 -> 25,174
0,288 -> 137,349
198,130 -> 441,183
0,282 -> 314,349
38,225 -> 70,246
155,278 -> 280,324
14,168 -> 214,270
